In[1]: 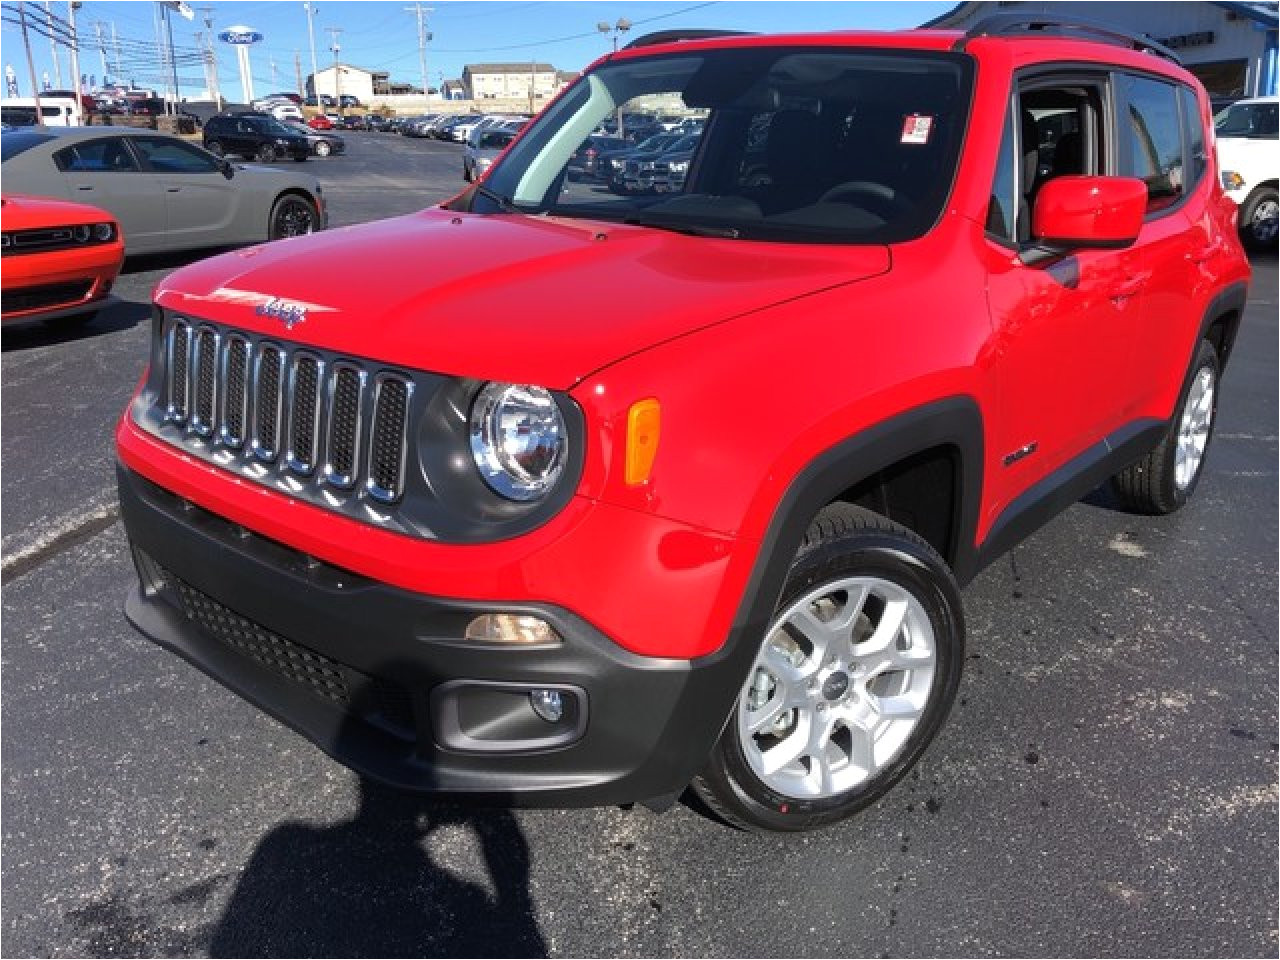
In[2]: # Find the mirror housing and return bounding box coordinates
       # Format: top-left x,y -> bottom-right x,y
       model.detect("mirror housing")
1031,175 -> 1146,250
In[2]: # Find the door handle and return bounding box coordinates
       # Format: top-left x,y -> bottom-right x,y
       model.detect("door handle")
76,185 -> 93,191
1187,239 -> 1223,264
1110,272 -> 1150,303
166,187 -> 181,193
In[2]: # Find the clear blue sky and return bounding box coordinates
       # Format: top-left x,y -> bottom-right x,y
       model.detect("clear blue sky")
2,1 -> 956,99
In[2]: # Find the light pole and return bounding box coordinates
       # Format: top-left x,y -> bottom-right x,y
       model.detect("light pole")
303,3 -> 321,111
325,26 -> 342,114
597,17 -> 630,137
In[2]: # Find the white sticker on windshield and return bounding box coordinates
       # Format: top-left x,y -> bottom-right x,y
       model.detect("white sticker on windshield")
900,114 -> 933,145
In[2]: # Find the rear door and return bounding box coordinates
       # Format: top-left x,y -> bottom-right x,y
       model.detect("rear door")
130,136 -> 245,249
51,136 -> 168,253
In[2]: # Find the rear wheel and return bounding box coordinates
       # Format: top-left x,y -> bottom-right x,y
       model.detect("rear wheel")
268,194 -> 319,240
205,140 -> 225,157
693,504 -> 964,832
1240,187 -> 1278,251
1112,339 -> 1219,514
255,143 -> 277,163
314,139 -> 332,158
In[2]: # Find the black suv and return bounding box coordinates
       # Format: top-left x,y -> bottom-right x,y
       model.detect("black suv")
203,113 -> 312,163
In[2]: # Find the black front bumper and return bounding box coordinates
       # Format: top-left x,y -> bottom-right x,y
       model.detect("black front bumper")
117,464 -> 747,807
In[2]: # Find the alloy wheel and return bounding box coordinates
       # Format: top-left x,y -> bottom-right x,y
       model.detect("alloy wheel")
1175,366 -> 1215,491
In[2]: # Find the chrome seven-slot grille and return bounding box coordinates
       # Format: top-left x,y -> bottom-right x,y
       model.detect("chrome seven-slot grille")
162,318 -> 412,504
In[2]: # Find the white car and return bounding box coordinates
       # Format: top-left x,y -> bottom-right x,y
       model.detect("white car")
268,103 -> 304,123
1215,95 -> 1278,250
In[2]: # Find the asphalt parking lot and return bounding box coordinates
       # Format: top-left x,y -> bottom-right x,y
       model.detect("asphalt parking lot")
2,131 -> 1277,958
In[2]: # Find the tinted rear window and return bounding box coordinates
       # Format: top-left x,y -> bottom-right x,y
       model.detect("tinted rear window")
1,129 -> 56,161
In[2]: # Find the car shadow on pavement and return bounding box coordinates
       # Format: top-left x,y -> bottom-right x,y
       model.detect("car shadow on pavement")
208,698 -> 548,958
0,297 -> 147,352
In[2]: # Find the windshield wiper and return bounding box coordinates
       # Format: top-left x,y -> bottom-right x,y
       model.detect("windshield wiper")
623,214 -> 741,239
471,184 -> 522,214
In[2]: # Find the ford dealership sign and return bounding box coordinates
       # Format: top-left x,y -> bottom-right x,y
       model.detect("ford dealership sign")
218,26 -> 263,44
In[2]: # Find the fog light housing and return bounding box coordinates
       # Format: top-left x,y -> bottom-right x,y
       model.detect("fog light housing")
529,688 -> 564,723
465,613 -> 561,646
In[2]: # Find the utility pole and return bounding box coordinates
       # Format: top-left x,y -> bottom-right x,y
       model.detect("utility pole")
294,50 -> 303,98
303,2 -> 321,110
110,22 -> 121,79
160,2 -> 179,114
17,3 -> 45,123
405,3 -> 432,108
93,21 -> 108,83
325,25 -> 342,114
44,1 -> 62,87
66,1 -> 83,123
197,7 -> 220,107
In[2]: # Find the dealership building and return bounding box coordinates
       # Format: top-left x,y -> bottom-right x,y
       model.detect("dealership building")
924,1 -> 1278,98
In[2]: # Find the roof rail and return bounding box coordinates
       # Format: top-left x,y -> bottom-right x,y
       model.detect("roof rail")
623,29 -> 756,50
961,14 -> 1182,65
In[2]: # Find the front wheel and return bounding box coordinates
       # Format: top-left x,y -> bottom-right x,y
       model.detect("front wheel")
314,139 -> 332,158
693,504 -> 964,832
1240,187 -> 1278,251
1111,339 -> 1219,514
268,194 -> 319,240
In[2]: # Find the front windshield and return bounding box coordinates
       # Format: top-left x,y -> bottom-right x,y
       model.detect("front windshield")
464,46 -> 973,244
1215,101 -> 1278,138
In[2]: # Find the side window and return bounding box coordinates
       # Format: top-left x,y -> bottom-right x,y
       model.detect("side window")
1013,80 -> 1105,242
1179,86 -> 1207,192
985,103 -> 1017,243
1118,74 -> 1184,214
133,137 -> 218,173
53,138 -> 140,173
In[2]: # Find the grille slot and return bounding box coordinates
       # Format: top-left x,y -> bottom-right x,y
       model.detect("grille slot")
286,355 -> 323,474
166,322 -> 191,422
190,327 -> 219,437
173,577 -> 351,704
219,337 -> 251,448
324,365 -> 365,488
252,346 -> 284,460
368,375 -> 412,502
2,279 -> 93,313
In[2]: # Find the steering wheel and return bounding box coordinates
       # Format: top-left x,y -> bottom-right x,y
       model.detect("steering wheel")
817,180 -> 913,219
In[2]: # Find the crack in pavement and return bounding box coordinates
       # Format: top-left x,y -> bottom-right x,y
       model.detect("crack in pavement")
2,496 -> 121,582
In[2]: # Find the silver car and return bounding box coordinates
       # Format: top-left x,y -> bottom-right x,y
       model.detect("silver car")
1,126 -> 326,255
462,124 -> 525,182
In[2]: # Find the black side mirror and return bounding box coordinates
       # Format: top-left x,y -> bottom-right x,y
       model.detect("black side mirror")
220,158 -> 235,179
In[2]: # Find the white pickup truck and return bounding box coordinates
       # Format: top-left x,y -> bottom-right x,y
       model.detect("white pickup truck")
1216,95 -> 1278,251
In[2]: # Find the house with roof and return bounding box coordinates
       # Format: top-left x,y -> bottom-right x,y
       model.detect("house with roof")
462,62 -> 559,101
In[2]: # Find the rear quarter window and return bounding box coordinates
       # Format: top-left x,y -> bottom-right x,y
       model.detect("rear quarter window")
1118,74 -> 1184,214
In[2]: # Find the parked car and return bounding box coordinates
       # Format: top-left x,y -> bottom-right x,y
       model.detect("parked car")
567,135 -> 628,181
598,133 -> 683,190
462,127 -> 521,181
339,94 -> 362,108
267,103 -> 305,123
336,114 -> 364,130
0,193 -> 123,326
267,91 -> 303,105
614,133 -> 701,194
113,21 -> 1249,834
365,114 -> 396,132
304,94 -> 336,108
203,113 -> 312,163
1,127 -> 325,254
283,120 -> 346,157
1214,95 -> 1278,250
306,114 -> 335,131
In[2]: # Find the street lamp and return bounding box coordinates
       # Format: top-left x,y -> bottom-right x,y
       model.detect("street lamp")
596,17 -> 630,137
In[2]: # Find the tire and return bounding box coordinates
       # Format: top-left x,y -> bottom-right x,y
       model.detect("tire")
206,140 -> 225,157
463,161 -> 473,182
255,143 -> 277,163
1239,187 -> 1278,252
693,503 -> 964,832
268,193 -> 319,240
1112,339 -> 1219,514
314,139 -> 332,158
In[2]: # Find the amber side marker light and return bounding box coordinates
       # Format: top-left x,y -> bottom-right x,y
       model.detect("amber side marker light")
625,398 -> 661,486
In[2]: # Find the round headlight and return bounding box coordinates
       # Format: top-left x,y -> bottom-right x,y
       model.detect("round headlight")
469,382 -> 567,501
92,222 -> 115,242
73,225 -> 91,242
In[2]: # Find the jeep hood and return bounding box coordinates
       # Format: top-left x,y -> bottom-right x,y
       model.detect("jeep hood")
155,207 -> 890,389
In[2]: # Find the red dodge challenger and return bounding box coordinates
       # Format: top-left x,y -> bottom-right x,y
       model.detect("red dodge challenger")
1,193 -> 124,325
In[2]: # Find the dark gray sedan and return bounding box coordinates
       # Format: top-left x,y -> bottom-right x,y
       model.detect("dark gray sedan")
1,127 -> 326,255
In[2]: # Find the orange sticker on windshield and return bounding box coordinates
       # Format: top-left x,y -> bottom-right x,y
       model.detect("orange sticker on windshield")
901,114 -> 933,144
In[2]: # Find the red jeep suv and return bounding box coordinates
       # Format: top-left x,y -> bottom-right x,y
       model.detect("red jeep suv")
116,18 -> 1250,831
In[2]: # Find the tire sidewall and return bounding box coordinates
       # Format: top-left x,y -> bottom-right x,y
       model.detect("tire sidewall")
709,530 -> 964,831
270,196 -> 316,240
1158,340 -> 1220,508
1241,188 -> 1278,251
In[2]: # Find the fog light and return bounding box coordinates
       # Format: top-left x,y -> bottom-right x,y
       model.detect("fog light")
529,688 -> 564,723
465,613 -> 561,646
